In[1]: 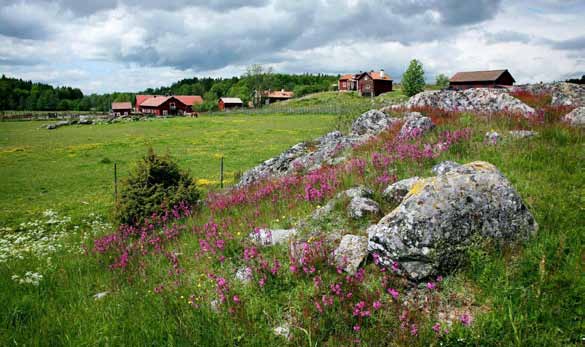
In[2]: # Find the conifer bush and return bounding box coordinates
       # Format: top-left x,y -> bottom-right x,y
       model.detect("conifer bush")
115,148 -> 200,225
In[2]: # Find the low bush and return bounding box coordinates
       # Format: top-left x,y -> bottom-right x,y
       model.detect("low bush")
115,148 -> 200,225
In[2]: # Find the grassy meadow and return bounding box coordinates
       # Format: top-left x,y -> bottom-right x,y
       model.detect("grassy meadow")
0,114 -> 335,226
0,96 -> 583,346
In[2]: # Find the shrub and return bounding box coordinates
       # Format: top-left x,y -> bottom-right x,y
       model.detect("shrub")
402,59 -> 426,97
115,148 -> 200,225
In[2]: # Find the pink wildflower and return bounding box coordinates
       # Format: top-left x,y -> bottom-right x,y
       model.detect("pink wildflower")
427,282 -> 436,290
460,313 -> 472,326
373,300 -> 382,310
410,324 -> 418,336
353,325 -> 361,332
232,295 -> 240,304
388,288 -> 399,300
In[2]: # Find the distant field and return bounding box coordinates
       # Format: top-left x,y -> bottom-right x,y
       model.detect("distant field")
0,114 -> 335,226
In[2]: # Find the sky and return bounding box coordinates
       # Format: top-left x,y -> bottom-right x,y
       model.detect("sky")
0,0 -> 584,94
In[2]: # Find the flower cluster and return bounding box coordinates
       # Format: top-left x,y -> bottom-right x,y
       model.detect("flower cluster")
12,271 -> 43,286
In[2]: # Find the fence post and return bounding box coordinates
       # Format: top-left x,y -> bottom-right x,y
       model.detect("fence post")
220,156 -> 224,189
114,162 -> 118,202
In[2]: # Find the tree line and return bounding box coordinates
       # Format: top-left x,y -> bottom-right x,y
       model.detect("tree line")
0,67 -> 337,112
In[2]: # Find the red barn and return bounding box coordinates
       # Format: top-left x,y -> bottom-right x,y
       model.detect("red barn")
135,94 -> 203,114
218,97 -> 243,111
449,69 -> 515,90
138,96 -> 190,116
111,102 -> 132,116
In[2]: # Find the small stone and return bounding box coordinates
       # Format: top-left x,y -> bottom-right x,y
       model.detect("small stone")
93,291 -> 109,300
508,130 -> 538,138
347,197 -> 381,219
333,234 -> 368,275
235,267 -> 253,283
273,324 -> 291,339
399,112 -> 435,137
485,131 -> 501,145
249,228 -> 297,246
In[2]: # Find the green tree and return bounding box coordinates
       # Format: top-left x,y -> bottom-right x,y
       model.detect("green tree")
435,73 -> 450,89
401,59 -> 426,97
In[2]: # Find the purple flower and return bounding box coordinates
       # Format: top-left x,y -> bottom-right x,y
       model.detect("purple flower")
232,295 -> 240,304
388,288 -> 399,300
353,324 -> 361,332
373,300 -> 382,310
427,282 -> 436,290
460,313 -> 472,326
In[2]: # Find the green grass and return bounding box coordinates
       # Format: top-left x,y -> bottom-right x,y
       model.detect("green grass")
0,107 -> 583,346
0,114 -> 335,226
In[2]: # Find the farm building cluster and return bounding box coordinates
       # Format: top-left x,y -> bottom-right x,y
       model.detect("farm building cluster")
111,69 -> 517,116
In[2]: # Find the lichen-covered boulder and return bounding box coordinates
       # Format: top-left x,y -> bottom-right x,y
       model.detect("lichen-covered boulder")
382,177 -> 420,204
431,161 -> 461,176
351,109 -> 399,136
562,107 -> 585,127
333,234 -> 368,274
368,161 -> 538,281
400,112 -> 435,137
309,186 -> 374,222
347,197 -> 381,219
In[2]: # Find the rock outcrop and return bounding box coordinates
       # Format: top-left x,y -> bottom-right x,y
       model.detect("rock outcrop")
392,88 -> 535,116
237,110 -> 399,187
332,234 -> 369,275
350,109 -> 399,136
368,161 -> 538,281
514,82 -> 585,107
509,130 -> 538,139
431,161 -> 461,176
562,107 -> 585,127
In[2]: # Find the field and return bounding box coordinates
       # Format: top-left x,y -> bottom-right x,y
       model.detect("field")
0,114 -> 335,226
0,97 -> 583,346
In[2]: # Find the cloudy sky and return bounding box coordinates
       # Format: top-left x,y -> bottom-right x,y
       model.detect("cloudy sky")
0,0 -> 583,94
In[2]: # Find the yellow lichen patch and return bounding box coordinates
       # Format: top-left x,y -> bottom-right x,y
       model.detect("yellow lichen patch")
464,161 -> 497,173
406,179 -> 426,198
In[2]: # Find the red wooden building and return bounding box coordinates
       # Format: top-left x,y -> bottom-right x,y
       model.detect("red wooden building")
111,102 -> 132,116
338,70 -> 393,96
138,96 -> 190,116
135,95 -> 203,115
218,97 -> 243,111
262,89 -> 294,104
449,70 -> 515,90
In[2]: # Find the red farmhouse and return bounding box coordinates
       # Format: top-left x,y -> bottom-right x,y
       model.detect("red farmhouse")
449,70 -> 515,90
338,70 -> 393,96
135,95 -> 203,115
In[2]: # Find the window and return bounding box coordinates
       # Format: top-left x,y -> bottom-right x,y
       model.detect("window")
170,102 -> 176,109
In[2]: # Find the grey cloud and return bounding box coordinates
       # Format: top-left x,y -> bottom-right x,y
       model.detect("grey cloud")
484,30 -> 533,44
435,0 -> 503,25
551,36 -> 585,51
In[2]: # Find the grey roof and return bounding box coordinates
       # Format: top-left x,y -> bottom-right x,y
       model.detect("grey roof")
220,97 -> 243,104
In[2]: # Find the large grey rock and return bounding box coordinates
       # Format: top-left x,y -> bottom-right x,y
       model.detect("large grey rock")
431,161 -> 461,176
46,120 -> 70,130
562,107 -> 585,127
249,228 -> 297,246
78,116 -> 93,125
309,186 -> 374,222
350,109 -> 399,136
333,234 -> 368,274
368,161 -> 538,281
400,112 -> 435,137
347,197 -> 381,219
382,177 -> 420,204
394,88 -> 535,116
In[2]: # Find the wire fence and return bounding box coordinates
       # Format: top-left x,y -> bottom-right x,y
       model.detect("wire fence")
0,111 -> 109,121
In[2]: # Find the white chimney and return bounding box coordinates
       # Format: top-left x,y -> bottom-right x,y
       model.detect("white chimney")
380,69 -> 385,78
